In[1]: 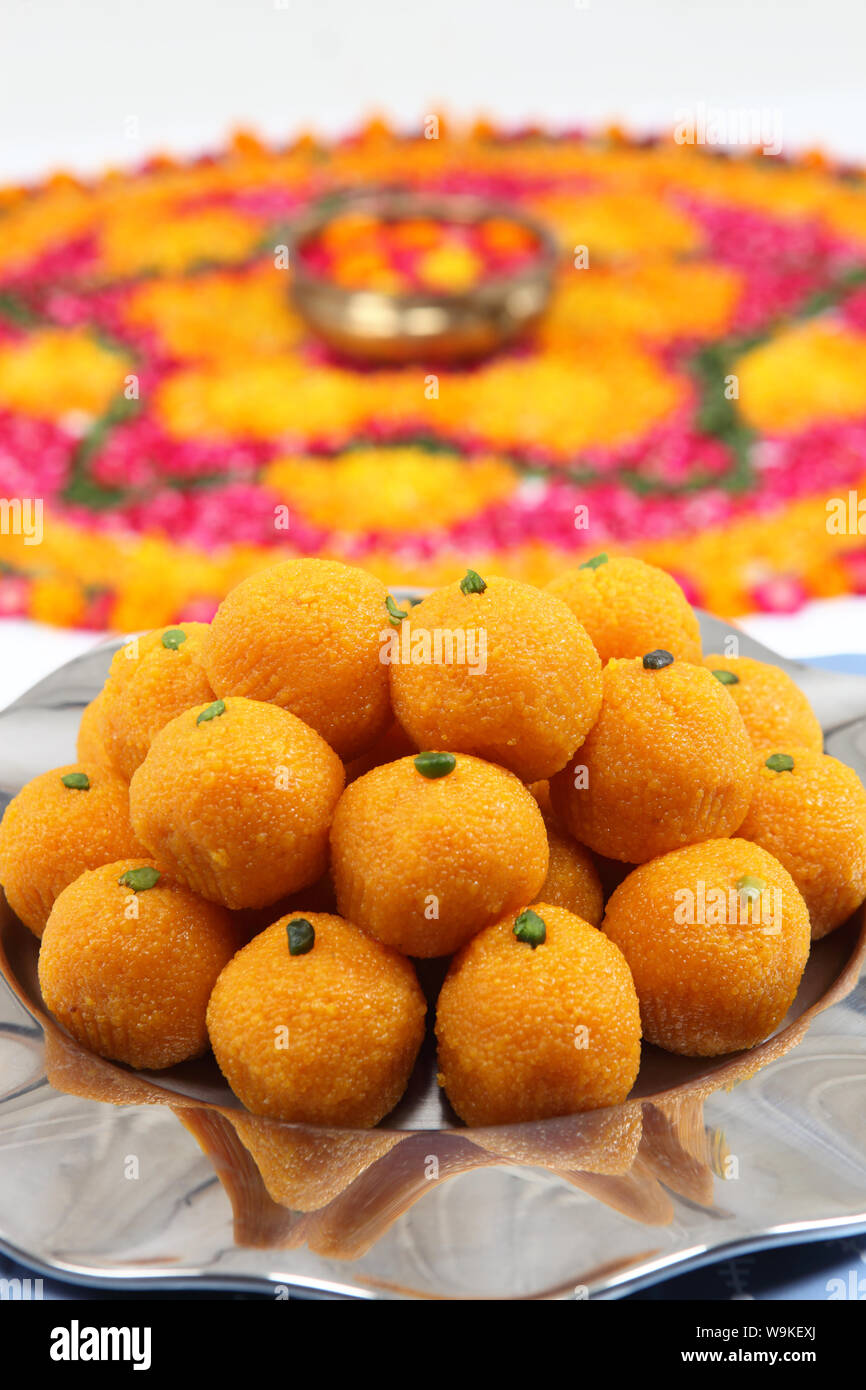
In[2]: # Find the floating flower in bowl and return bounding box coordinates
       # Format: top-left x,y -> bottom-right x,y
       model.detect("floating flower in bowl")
288,189 -> 559,363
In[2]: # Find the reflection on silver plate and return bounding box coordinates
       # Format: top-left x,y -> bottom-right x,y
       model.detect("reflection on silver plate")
0,614 -> 865,1300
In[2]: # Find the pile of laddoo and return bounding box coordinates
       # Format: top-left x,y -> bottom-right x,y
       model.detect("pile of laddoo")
1,554 -> 863,1131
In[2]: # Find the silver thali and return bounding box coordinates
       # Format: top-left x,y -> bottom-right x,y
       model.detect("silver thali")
0,612 -> 864,1300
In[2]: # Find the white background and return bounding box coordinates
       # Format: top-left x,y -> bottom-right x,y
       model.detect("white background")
1,0 -> 866,703
3,0 -> 866,179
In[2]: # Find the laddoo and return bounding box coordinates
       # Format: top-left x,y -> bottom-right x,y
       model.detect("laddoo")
100,623 -> 215,779
540,824 -> 604,927
129,696 -> 344,909
0,763 -> 145,936
9,543 -> 860,1128
207,913 -> 426,1127
737,747 -> 866,939
527,779 -> 555,821
330,751 -> 549,956
550,653 -> 755,862
203,558 -> 393,760
532,773 -> 604,923
602,839 -> 811,1055
76,688 -> 115,769
38,860 -> 239,1069
547,555 -> 702,666
704,653 -> 823,754
389,573 -> 602,782
435,903 -> 642,1126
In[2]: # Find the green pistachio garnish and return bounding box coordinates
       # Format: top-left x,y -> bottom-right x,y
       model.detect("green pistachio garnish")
414,751 -> 456,779
736,873 -> 766,903
196,699 -> 226,725
161,628 -> 187,650
385,595 -> 409,628
61,772 -> 90,791
712,669 -> 739,685
287,918 -> 315,956
765,753 -> 795,773
459,569 -> 487,595
118,866 -> 161,892
579,552 -> 609,570
513,908 -> 547,949
643,649 -> 674,670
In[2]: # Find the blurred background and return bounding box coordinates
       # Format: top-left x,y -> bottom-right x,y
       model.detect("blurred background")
1,0 -> 866,706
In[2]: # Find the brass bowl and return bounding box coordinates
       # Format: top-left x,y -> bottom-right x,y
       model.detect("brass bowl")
287,189 -> 559,363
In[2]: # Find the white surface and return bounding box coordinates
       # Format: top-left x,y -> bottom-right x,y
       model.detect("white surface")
741,597 -> 866,661
1,0 -> 866,182
0,623 -> 106,711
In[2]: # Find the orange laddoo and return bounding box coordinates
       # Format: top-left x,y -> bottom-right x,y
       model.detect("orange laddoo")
547,555 -> 702,666
330,752 -> 549,956
0,764 -> 145,936
207,912 -> 426,1127
737,747 -> 866,939
527,779 -> 555,820
550,653 -> 754,862
389,573 -> 602,782
76,689 -> 115,769
129,697 -> 344,910
101,623 -> 215,779
435,902 -> 641,1125
203,559 -> 392,760
540,825 -> 604,926
38,860 -> 238,1069
704,654 -> 823,754
531,779 -> 603,922
602,839 -> 811,1056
